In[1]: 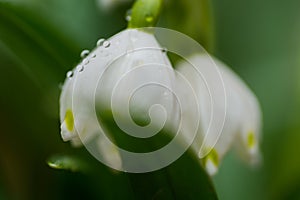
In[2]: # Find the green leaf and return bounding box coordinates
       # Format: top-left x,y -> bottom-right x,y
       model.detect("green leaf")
49,149 -> 217,199
96,112 -> 218,199
127,150 -> 218,199
0,1 -> 128,90
0,2 -> 78,89
51,112 -> 218,198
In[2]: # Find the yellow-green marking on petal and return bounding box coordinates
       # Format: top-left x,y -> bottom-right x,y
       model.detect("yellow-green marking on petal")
203,148 -> 219,167
247,131 -> 256,149
202,148 -> 219,175
65,109 -> 74,132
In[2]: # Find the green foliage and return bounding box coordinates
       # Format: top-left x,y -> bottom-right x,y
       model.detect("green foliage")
128,0 -> 163,28
1,0 -> 300,199
47,149 -> 218,199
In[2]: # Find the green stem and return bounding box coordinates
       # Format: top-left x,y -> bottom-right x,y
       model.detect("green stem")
128,0 -> 163,28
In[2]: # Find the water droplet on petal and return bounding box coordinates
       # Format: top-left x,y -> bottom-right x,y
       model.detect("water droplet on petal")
78,65 -> 84,72
91,53 -> 96,58
125,9 -> 132,21
162,47 -> 167,53
80,50 -> 90,58
126,15 -> 131,22
103,41 -> 110,48
66,71 -> 73,78
83,58 -> 89,65
97,38 -> 105,47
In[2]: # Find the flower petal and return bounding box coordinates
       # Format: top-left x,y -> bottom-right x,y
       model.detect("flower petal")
176,54 -> 262,175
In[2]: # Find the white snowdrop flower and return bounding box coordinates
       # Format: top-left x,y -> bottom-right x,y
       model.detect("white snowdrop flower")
60,29 -> 178,170
176,54 -> 262,175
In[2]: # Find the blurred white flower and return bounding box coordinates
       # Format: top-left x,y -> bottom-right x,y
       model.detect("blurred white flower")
176,54 -> 262,175
97,0 -> 132,10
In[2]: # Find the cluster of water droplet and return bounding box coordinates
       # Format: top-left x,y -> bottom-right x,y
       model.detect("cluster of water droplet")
66,38 -> 111,79
65,32 -> 167,81
125,8 -> 154,25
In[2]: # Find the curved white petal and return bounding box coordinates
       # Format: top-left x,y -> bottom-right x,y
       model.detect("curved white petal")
176,54 -> 262,175
60,73 -> 80,143
96,29 -> 178,137
215,59 -> 262,166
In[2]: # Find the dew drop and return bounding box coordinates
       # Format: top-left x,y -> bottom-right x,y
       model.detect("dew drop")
80,50 -> 90,58
103,41 -> 111,48
126,15 -> 131,22
162,47 -> 168,53
78,65 -> 84,72
145,14 -> 154,23
83,58 -> 89,65
91,53 -> 96,58
66,71 -> 73,78
125,9 -> 132,21
97,38 -> 105,47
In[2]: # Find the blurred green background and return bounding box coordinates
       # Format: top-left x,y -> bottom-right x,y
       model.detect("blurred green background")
1,0 -> 300,199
